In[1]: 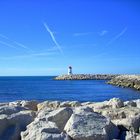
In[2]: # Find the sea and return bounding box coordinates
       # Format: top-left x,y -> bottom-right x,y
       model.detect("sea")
0,76 -> 140,103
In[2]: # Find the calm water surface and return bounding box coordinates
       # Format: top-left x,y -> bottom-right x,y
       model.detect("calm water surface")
0,76 -> 140,102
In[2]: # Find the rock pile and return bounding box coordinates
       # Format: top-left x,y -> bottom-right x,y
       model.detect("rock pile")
55,74 -> 118,80
108,75 -> 140,90
0,98 -> 140,140
0,100 -> 37,140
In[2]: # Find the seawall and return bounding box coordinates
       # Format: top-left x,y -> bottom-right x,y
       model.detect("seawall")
108,75 -> 140,90
55,74 -> 118,80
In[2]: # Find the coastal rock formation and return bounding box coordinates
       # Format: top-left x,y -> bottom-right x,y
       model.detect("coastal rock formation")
21,107 -> 73,140
55,74 -> 118,80
21,119 -> 71,140
0,102 -> 36,140
125,131 -> 140,140
37,101 -> 61,111
0,98 -> 139,140
20,100 -> 38,111
108,75 -> 140,90
37,101 -> 81,111
39,107 -> 73,131
64,107 -> 119,140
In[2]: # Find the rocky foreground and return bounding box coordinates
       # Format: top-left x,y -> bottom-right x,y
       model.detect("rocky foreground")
108,75 -> 140,90
55,74 -> 118,80
0,98 -> 140,140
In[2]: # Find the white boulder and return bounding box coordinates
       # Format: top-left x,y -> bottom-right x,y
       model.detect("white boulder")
44,107 -> 73,131
21,117 -> 71,140
107,98 -> 124,108
64,108 -> 119,140
0,110 -> 36,140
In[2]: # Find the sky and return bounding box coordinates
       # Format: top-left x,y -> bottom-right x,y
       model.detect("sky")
0,0 -> 140,76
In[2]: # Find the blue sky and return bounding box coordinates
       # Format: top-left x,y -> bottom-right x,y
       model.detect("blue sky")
0,0 -> 140,75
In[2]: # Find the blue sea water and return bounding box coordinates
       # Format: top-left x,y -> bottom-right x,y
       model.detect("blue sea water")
0,76 -> 140,102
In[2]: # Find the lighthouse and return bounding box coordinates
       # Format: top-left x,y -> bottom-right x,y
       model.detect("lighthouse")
68,66 -> 72,75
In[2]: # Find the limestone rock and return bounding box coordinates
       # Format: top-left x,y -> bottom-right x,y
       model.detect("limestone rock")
37,101 -> 60,111
64,109 -> 119,140
21,100 -> 38,111
9,101 -> 22,106
107,98 -> 124,108
134,99 -> 140,108
125,131 -> 140,140
44,107 -> 73,131
96,106 -> 140,121
89,98 -> 124,112
37,107 -> 52,119
112,114 -> 140,133
108,75 -> 140,90
73,106 -> 93,114
124,101 -> 137,107
60,101 -> 81,107
0,110 -> 36,140
21,115 -> 71,140
89,101 -> 109,111
0,105 -> 28,115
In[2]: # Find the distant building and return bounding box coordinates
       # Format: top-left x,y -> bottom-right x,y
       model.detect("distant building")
68,66 -> 72,75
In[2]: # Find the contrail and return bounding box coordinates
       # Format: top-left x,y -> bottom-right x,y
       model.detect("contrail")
0,34 -> 33,52
107,27 -> 127,46
12,41 -> 33,52
0,51 -> 57,60
0,40 -> 17,49
43,22 -> 63,54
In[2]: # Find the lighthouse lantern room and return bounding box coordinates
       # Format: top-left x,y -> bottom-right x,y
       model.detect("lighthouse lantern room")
68,66 -> 72,75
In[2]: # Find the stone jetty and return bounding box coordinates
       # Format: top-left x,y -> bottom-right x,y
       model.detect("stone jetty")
0,98 -> 140,140
108,75 -> 140,90
55,74 -> 118,80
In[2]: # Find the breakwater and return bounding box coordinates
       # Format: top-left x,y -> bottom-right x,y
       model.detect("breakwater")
55,74 -> 118,80
108,75 -> 140,90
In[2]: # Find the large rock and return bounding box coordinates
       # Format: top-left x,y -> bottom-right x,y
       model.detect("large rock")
0,105 -> 28,115
59,101 -> 81,107
125,131 -> 140,140
42,107 -> 73,131
20,100 -> 38,111
88,98 -> 124,113
88,101 -> 109,112
0,110 -> 36,140
37,101 -> 81,111
64,107 -> 119,140
21,119 -> 71,140
37,101 -> 60,111
97,106 -> 140,120
112,114 -> 140,133
107,98 -> 124,108
124,101 -> 137,107
134,99 -> 140,108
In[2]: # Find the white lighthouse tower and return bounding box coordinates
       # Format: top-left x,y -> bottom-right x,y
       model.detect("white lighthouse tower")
68,66 -> 72,75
